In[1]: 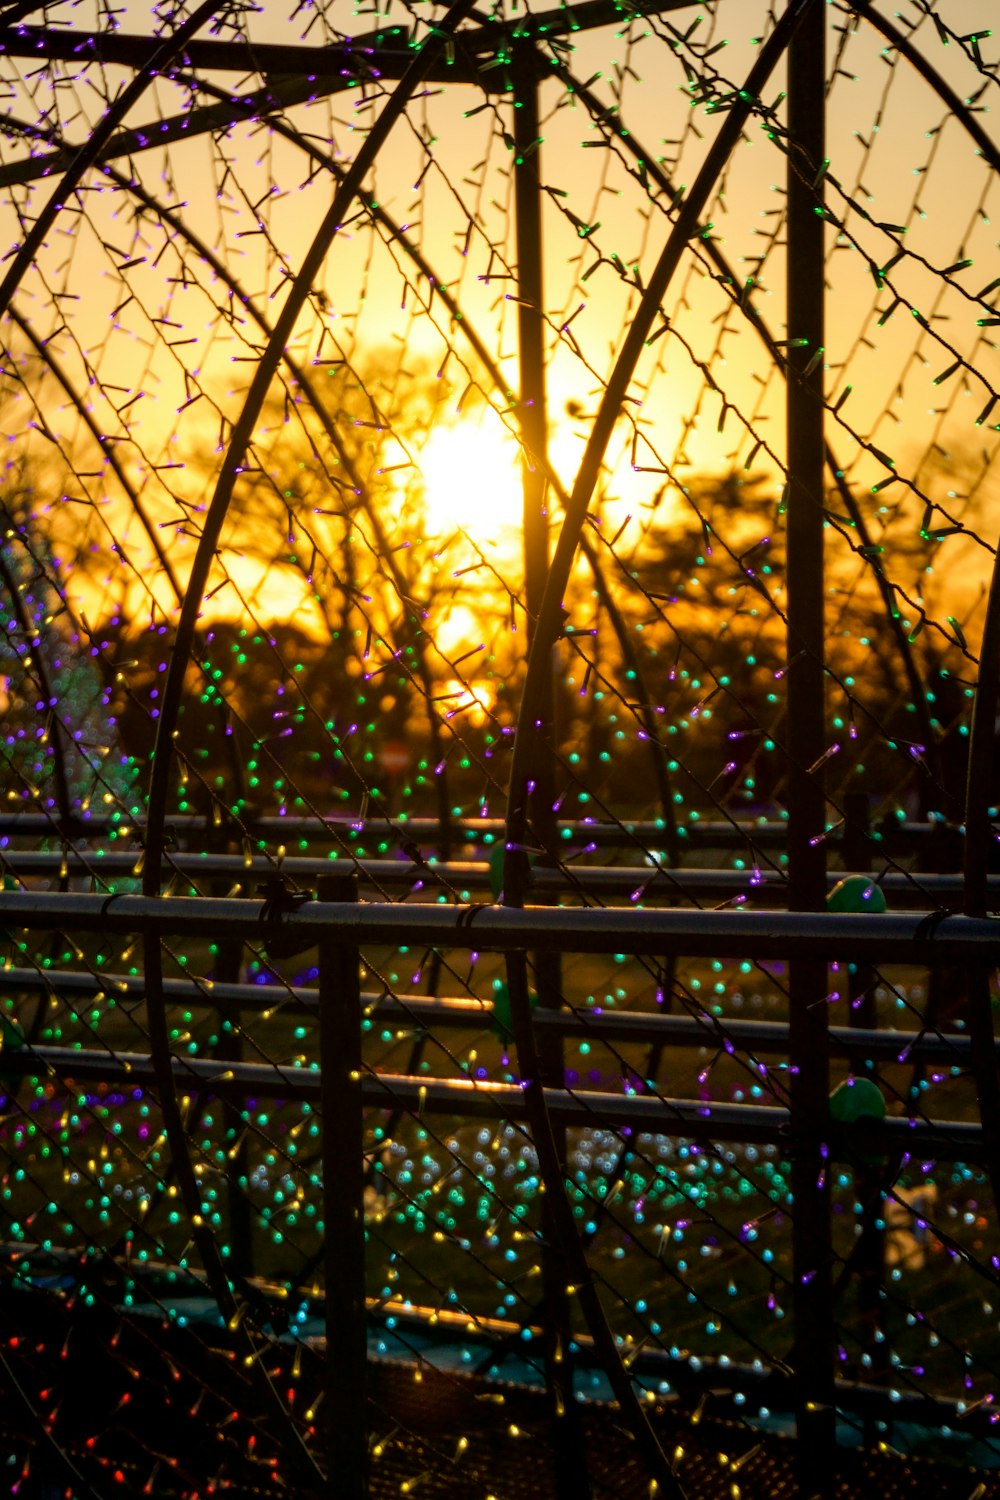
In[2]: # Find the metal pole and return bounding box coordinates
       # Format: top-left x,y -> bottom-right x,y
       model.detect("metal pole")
214,940 -> 254,1280
785,2 -> 836,1491
841,794 -> 886,1391
511,45 -> 591,1499
962,544 -> 1000,1220
318,874 -> 368,1498
208,825 -> 254,1282
843,793 -> 876,1030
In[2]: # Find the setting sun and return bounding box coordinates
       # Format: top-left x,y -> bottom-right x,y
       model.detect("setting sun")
438,677 -> 493,722
418,417 -> 524,536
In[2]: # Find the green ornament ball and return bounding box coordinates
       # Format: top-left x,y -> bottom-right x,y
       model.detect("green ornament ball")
829,1076 -> 886,1124
490,980 -> 539,1041
0,1014 -> 26,1087
488,845 -> 537,901
829,1077 -> 887,1167
488,845 -> 506,901
826,875 -> 887,914
0,871 -> 15,943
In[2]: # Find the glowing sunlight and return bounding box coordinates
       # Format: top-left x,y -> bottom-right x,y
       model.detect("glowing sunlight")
419,417 -> 524,536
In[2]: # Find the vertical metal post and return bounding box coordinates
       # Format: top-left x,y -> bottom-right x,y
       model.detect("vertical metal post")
843,793 -> 876,1032
842,793 -> 886,1388
962,546 -> 1000,1224
318,874 -> 368,1498
512,47 -> 591,1500
216,951 -> 253,1279
785,2 -> 835,1492
512,49 -> 550,671
210,827 -> 254,1278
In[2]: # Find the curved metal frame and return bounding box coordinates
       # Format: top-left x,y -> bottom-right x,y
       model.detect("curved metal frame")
5,304 -> 184,606
133,0 -> 481,1485
0,0 -> 227,323
542,44 -> 943,807
850,0 -> 1000,177
500,0 -> 816,891
494,7 -> 820,1496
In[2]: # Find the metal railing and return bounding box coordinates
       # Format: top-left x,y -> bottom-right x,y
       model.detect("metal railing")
0,885 -> 997,1495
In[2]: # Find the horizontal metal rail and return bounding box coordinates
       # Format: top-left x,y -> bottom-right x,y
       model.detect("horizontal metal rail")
0,850 -> 988,908
0,813 -> 964,851
0,0 -> 703,193
0,964 -> 979,1064
0,891 -> 996,962
0,0 -> 699,72
0,1045 -> 983,1158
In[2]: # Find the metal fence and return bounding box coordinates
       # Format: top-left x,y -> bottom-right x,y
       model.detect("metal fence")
0,856 -> 999,1496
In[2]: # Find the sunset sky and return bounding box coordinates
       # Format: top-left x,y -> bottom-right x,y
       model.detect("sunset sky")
0,0 -> 994,653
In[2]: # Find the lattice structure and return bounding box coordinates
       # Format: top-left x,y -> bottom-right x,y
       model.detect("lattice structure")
0,0 -> 997,1496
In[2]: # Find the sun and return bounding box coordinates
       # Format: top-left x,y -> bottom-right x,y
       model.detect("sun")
419,416 -> 524,536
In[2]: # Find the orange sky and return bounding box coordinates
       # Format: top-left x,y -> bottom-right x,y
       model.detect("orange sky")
0,0 -> 995,638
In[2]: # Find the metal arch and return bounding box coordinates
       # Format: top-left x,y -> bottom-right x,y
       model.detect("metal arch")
0,99 -> 506,862
0,0 -> 229,324
0,3 -> 974,820
140,0 -> 480,890
542,53 -> 943,800
75,138 -> 461,860
25,25 -> 936,835
125,8 -> 680,1487
238,86 -> 680,855
0,0 -> 983,1476
0,1 -> 995,194
5,304 -> 184,608
492,7 -> 822,1498
849,1 -> 1000,177
0,5 -> 488,1481
501,0 -> 817,909
0,124 -> 448,874
0,2 -> 975,841
103,62 -> 681,857
0,530 -> 73,826
29,54 -> 679,860
277,130 -> 681,852
27,76 -> 680,1226
134,11 -> 486,1488
0,8 -> 989,1488
130,4 -> 481,1488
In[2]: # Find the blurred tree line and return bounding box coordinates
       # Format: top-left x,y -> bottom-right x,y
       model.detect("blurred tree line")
0,355 -> 986,835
